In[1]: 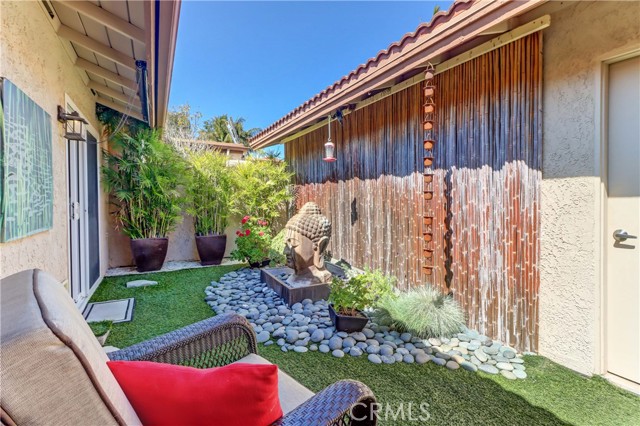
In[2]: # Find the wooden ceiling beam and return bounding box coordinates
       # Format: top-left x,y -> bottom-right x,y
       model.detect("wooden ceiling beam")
56,0 -> 145,42
58,24 -> 137,70
96,97 -> 144,122
87,81 -> 141,109
75,58 -> 138,92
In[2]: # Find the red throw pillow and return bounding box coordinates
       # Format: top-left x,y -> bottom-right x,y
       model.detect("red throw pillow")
108,361 -> 282,426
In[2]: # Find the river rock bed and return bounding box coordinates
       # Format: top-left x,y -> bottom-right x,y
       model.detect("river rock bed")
204,268 -> 527,379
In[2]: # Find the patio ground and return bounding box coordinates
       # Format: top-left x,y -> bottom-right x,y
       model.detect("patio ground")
91,266 -> 640,426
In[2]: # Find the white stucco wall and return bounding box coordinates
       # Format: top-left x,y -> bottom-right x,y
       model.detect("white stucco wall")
539,1 -> 640,375
0,1 -> 109,282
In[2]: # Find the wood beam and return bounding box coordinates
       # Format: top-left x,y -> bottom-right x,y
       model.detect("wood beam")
95,97 -> 144,122
57,24 -> 137,70
56,0 -> 145,42
75,58 -> 138,92
87,81 -> 141,108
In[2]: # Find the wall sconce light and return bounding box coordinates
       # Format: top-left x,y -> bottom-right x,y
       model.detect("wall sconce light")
58,106 -> 88,141
323,114 -> 337,162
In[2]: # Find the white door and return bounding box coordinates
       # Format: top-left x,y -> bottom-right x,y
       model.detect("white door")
606,55 -> 640,384
68,133 -> 89,305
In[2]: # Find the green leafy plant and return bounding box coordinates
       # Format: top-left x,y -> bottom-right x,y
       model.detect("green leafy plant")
329,268 -> 396,316
185,150 -> 232,236
88,320 -> 113,337
102,129 -> 187,239
269,229 -> 287,266
231,158 -> 293,229
371,285 -> 465,338
230,216 -> 272,265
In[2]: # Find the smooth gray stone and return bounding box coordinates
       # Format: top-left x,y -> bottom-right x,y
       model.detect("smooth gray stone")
379,345 -> 394,356
336,331 -> 349,338
256,331 -> 270,343
286,330 -> 300,344
400,333 -> 412,343
264,340 -> 274,346
483,346 -> 500,355
503,348 -> 517,359
319,344 -> 330,353
311,329 -> 325,343
366,345 -> 381,355
127,279 -> 158,288
294,346 -> 308,353
501,370 -> 517,380
363,328 -> 375,339
478,364 -> 499,375
309,344 -> 318,351
415,353 -> 431,364
510,357 -> 525,364
277,338 -> 286,346
323,329 -> 334,340
356,342 -> 368,350
381,355 -> 396,364
446,361 -> 460,370
351,332 -> 366,342
435,352 -> 451,361
403,354 -> 415,364
513,369 -> 527,379
350,347 -> 363,357
460,361 -> 478,372
474,348 -> 489,363
432,357 -> 447,366
496,362 -> 514,371
342,337 -> 356,348
368,354 -> 382,364
332,349 -> 345,358
328,336 -> 343,350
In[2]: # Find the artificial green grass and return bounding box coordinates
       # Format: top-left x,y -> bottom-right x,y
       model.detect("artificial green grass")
91,265 -> 242,348
92,268 -> 640,426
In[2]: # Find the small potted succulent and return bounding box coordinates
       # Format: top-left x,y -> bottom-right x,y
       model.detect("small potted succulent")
328,268 -> 396,332
186,150 -> 232,265
88,320 -> 113,346
230,216 -> 272,268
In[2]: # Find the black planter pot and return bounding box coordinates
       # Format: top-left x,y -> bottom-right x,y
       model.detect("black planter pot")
195,234 -> 227,266
130,238 -> 168,272
249,259 -> 271,268
329,304 -> 369,333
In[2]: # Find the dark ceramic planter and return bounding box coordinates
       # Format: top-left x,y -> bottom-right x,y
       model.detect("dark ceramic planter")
249,259 -> 271,268
130,238 -> 168,272
329,304 -> 369,333
195,234 -> 227,266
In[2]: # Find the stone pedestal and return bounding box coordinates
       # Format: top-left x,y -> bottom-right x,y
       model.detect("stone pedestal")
261,267 -> 330,306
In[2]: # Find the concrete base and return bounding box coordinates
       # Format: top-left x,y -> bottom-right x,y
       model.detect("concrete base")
261,267 -> 330,306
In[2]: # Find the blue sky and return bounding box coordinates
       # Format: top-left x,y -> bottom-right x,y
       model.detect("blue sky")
169,1 -> 451,143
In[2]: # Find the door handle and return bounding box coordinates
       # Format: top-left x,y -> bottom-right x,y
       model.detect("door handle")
613,229 -> 637,242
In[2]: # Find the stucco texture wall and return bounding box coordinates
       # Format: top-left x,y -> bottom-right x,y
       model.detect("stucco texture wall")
0,1 -> 108,282
539,1 -> 640,375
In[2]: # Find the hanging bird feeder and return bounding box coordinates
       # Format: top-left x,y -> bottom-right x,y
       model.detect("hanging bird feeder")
323,114 -> 337,162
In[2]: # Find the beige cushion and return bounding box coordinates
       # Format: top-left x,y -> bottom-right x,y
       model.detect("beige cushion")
0,269 -> 141,426
234,353 -> 314,414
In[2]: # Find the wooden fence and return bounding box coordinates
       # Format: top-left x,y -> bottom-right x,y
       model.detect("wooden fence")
285,33 -> 542,351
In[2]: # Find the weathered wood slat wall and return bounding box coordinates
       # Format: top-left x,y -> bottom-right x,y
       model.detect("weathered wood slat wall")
286,86 -> 424,290
429,33 -> 542,351
285,32 -> 541,351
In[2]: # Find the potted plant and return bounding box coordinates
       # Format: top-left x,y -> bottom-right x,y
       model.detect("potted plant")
88,320 -> 113,346
230,216 -> 272,267
186,150 -> 232,265
103,129 -> 186,272
328,268 -> 396,332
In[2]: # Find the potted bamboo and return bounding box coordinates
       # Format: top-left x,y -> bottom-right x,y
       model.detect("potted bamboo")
329,269 -> 396,332
186,150 -> 232,265
103,129 -> 186,272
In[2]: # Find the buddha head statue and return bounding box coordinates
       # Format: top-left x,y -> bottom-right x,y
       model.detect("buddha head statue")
283,202 -> 332,284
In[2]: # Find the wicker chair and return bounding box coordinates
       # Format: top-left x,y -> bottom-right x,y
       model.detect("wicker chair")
0,269 -> 377,426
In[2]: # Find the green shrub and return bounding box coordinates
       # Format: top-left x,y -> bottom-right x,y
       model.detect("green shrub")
269,229 -> 287,266
185,150 -> 232,236
329,268 -> 395,316
230,158 -> 293,229
102,129 -> 187,239
371,285 -> 465,338
88,320 -> 113,337
230,216 -> 272,265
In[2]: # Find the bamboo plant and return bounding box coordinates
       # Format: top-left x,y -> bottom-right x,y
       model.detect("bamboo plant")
186,150 -> 232,236
102,129 -> 186,239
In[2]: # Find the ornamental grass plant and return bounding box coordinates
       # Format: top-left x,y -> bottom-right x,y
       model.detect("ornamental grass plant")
371,285 -> 465,338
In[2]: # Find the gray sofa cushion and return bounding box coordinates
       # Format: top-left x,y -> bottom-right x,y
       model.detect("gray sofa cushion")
0,269 -> 141,425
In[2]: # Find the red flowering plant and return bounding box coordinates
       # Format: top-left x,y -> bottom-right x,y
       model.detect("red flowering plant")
230,216 -> 272,266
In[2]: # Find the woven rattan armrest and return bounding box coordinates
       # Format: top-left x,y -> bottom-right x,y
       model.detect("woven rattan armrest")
107,313 -> 257,367
274,379 -> 377,426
